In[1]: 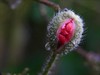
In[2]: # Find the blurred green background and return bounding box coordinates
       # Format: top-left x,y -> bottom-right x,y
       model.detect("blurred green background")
0,0 -> 100,75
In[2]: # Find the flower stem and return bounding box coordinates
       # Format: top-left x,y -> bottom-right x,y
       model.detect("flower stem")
41,52 -> 60,75
35,0 -> 60,12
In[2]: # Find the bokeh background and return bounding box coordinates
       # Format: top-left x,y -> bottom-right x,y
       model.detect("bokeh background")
0,0 -> 100,75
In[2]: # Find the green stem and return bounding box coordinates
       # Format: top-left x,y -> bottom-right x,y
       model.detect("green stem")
41,52 -> 59,75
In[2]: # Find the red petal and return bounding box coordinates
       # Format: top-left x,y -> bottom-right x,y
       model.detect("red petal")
58,34 -> 66,45
60,29 -> 68,36
56,18 -> 75,49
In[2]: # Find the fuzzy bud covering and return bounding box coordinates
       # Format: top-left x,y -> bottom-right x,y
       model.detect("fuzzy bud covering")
45,8 -> 84,54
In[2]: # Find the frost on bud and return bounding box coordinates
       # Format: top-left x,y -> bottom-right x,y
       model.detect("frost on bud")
45,8 -> 84,54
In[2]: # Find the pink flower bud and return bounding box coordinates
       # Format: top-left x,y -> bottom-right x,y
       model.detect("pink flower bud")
56,18 -> 76,49
45,8 -> 84,54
